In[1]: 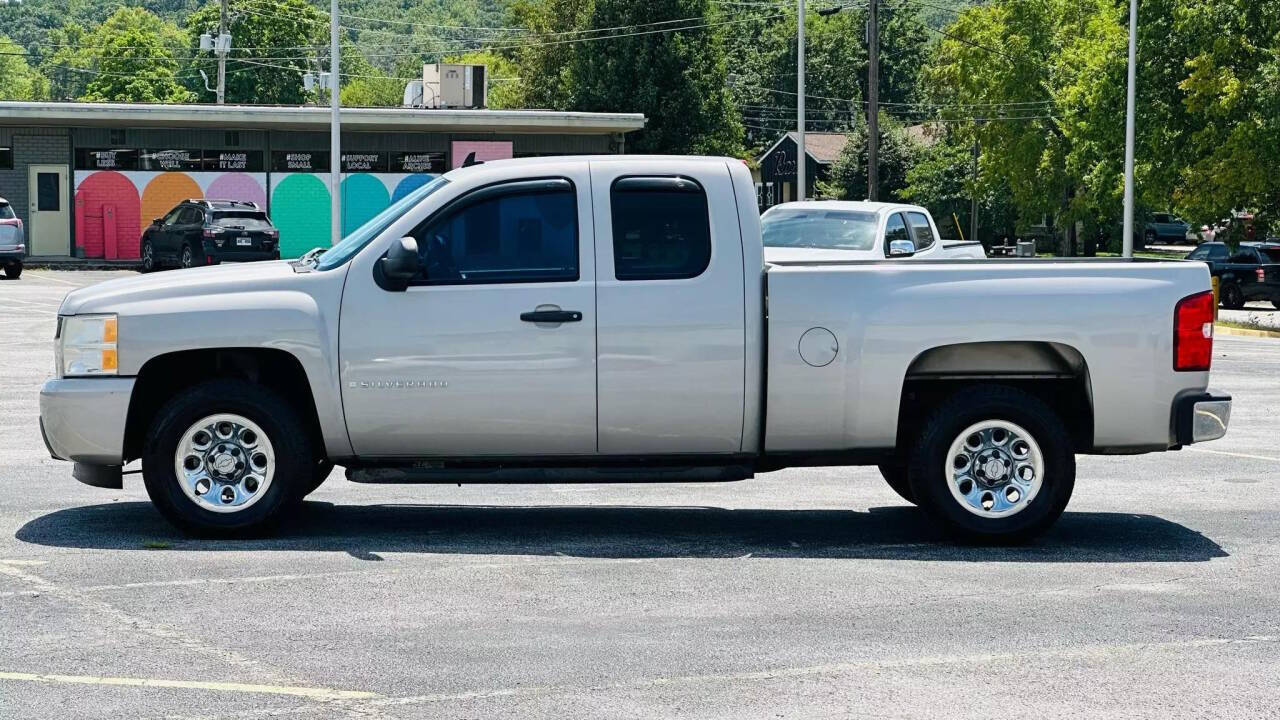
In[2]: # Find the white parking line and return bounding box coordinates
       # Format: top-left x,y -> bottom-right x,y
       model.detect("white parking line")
1187,447 -> 1280,463
19,271 -> 83,287
0,671 -> 378,701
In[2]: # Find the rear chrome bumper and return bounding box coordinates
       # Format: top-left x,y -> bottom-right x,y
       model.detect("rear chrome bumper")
1175,390 -> 1232,445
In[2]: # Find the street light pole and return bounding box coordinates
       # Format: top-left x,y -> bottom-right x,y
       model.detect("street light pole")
1121,0 -> 1137,257
796,0 -> 806,202
867,0 -> 879,201
330,0 -> 341,247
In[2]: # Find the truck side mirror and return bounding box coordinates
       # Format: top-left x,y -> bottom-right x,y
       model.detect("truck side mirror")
377,236 -> 421,291
888,239 -> 916,258
153,217 -> 163,226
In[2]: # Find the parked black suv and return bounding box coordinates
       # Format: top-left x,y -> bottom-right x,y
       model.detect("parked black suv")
140,200 -> 280,271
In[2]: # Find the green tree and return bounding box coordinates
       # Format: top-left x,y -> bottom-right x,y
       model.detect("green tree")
815,115 -> 921,201
723,3 -> 930,150
507,0 -> 594,110
0,36 -> 49,100
567,0 -> 742,155
56,8 -> 194,103
902,130 -> 1018,244
184,0 -> 326,105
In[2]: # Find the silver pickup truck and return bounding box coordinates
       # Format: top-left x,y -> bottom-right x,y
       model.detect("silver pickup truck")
40,156 -> 1231,541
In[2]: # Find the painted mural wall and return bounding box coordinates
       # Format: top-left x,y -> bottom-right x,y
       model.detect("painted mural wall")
73,170 -> 445,260
71,145 -> 450,260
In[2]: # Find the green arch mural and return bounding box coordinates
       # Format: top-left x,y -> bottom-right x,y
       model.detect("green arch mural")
271,174 -> 331,258
341,174 -> 391,236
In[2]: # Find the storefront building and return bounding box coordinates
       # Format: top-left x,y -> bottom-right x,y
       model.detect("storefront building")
0,102 -> 644,260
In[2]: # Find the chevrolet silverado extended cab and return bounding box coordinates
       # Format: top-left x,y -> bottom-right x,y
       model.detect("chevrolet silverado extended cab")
762,200 -> 986,261
40,156 -> 1231,541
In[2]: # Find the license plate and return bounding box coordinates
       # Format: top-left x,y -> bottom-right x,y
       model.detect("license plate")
236,236 -> 251,246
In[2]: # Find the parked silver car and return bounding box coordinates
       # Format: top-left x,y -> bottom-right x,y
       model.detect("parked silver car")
0,197 -> 25,279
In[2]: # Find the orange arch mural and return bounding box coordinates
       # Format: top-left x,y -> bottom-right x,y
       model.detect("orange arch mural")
140,174 -> 203,231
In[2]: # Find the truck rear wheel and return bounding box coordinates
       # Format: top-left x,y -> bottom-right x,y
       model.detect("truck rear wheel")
141,380 -> 312,536
907,385 -> 1074,542
1220,283 -> 1244,309
877,462 -> 917,504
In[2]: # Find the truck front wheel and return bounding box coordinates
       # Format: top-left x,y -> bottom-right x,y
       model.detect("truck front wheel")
907,385 -> 1075,542
141,380 -> 312,536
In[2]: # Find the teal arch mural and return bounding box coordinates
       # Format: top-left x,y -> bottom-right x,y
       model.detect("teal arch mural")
341,173 -> 391,236
271,174 -> 331,258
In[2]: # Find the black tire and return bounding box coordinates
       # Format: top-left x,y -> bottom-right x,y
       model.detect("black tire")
140,240 -> 156,272
180,244 -> 195,269
5,262 -> 20,279
877,462 -> 917,504
142,379 -> 312,536
1143,229 -> 1157,246
1272,299 -> 1280,311
1221,283 -> 1245,310
906,385 -> 1075,542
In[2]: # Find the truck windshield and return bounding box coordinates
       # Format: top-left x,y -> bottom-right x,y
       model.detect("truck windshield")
762,209 -> 879,251
313,176 -> 450,270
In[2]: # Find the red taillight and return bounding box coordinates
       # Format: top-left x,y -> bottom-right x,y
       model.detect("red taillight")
1257,267 -> 1266,283
0,218 -> 19,227
1174,290 -> 1214,372
203,228 -> 223,238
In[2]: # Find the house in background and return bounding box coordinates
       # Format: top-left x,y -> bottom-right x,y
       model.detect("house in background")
752,131 -> 848,210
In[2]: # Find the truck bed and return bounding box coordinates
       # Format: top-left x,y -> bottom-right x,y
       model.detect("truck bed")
762,257 -> 1214,454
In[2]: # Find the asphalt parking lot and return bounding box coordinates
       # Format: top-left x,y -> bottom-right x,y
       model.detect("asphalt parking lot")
2,270 -> 1279,719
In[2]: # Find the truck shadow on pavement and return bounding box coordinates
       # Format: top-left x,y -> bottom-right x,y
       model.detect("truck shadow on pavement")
16,502 -> 1227,563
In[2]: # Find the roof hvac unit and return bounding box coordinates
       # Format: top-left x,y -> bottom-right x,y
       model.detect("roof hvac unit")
421,63 -> 487,109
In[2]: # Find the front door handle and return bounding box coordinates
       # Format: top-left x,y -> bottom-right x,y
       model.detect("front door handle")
520,310 -> 582,323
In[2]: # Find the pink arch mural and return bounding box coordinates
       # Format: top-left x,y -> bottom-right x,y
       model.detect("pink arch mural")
74,171 -> 141,260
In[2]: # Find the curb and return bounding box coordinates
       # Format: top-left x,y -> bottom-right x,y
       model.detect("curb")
1216,324 -> 1280,339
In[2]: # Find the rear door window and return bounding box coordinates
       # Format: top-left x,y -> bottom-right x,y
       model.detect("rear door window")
1208,245 -> 1228,260
0,203 -> 14,220
610,177 -> 711,281
905,212 -> 936,251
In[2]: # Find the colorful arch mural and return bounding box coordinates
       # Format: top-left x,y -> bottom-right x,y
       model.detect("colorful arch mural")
74,171 -> 141,260
74,168 -> 439,259
270,174 -> 332,259
207,173 -> 268,208
340,173 -> 391,236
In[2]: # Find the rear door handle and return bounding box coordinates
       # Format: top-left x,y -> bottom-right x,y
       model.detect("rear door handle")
520,310 -> 582,323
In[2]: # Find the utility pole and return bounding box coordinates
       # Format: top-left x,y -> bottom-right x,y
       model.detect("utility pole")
971,138 -> 979,244
867,0 -> 879,201
330,0 -> 341,247
1121,0 -> 1137,257
217,0 -> 227,104
796,0 -> 806,202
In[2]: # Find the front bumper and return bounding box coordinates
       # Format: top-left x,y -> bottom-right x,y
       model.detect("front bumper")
39,377 -> 135,465
1174,390 -> 1232,445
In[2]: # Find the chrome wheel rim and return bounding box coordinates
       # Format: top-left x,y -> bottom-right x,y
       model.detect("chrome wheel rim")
945,420 -> 1043,518
173,414 -> 275,513
142,243 -> 153,269
181,247 -> 192,268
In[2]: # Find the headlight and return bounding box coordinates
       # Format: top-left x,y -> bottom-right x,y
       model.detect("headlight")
57,314 -> 118,377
